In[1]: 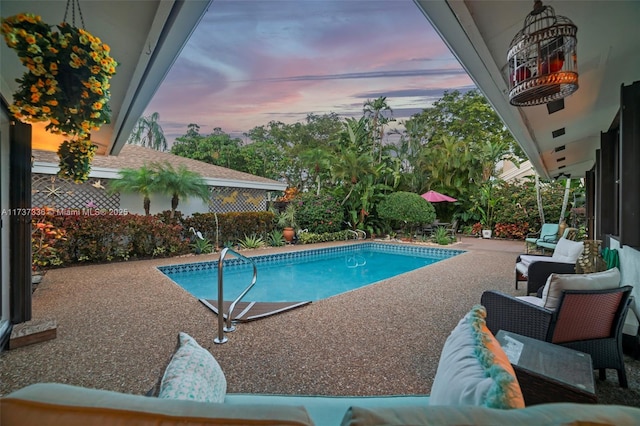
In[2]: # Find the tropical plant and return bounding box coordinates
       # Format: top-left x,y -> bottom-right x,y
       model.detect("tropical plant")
127,112 -> 167,151
190,237 -> 213,254
238,233 -> 265,249
432,226 -> 452,245
267,229 -> 285,247
108,164 -> 158,215
377,191 -> 436,235
277,203 -> 298,229
153,162 -> 210,219
363,96 -> 393,163
477,181 -> 500,229
295,192 -> 343,234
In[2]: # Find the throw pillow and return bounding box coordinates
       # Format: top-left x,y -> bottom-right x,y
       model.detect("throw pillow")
541,267 -> 621,311
429,305 -> 525,409
550,238 -> 584,263
158,332 -> 227,403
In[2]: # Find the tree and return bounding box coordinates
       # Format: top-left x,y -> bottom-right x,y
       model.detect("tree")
153,162 -> 210,218
171,126 -> 244,169
377,191 -> 436,235
363,96 -> 393,163
299,147 -> 331,195
127,112 -> 167,151
107,165 -> 158,215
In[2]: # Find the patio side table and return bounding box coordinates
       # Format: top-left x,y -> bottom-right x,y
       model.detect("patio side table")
495,330 -> 597,405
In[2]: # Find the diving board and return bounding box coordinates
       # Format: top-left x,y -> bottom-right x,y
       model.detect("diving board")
200,299 -> 311,322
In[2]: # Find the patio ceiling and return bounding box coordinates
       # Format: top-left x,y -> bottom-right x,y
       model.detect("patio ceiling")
414,0 -> 640,179
0,0 -> 211,156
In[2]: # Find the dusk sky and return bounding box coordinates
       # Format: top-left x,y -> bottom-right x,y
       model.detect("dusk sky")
144,0 -> 475,145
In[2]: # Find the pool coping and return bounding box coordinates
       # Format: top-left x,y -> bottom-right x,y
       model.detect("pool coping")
156,242 -> 465,275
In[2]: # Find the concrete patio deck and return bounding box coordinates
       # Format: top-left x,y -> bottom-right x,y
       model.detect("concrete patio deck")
1,236 -> 638,407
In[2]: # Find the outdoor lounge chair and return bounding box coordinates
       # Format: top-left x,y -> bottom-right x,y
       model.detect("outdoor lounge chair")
525,223 -> 559,253
515,237 -> 584,294
536,227 -> 579,252
482,269 -> 632,388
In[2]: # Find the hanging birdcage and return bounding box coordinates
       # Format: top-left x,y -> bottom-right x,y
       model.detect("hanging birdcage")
507,0 -> 578,106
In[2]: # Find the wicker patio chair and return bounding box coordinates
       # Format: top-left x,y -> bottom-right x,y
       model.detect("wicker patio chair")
481,285 -> 633,388
515,237 -> 584,293
515,254 -> 577,294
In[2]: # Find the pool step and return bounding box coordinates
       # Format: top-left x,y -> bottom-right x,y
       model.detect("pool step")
200,299 -> 311,322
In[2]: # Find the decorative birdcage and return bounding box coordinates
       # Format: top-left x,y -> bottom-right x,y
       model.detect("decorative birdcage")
507,0 -> 578,106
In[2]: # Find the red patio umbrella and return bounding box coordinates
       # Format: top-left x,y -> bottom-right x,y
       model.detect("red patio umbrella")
421,190 -> 457,203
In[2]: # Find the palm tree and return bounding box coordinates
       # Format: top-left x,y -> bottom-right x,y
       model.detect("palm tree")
153,162 -> 210,218
363,96 -> 393,163
299,147 -> 330,195
127,112 -> 168,151
108,165 -> 158,215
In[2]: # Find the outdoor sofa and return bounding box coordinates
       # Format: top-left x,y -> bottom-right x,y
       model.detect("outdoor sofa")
3,305 -> 640,426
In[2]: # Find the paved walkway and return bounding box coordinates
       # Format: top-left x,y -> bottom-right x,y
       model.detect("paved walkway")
1,237 -> 638,406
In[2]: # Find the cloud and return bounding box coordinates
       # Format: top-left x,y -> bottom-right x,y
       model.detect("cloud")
145,0 -> 474,143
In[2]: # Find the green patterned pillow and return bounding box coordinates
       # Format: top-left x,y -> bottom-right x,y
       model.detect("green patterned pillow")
158,332 -> 227,402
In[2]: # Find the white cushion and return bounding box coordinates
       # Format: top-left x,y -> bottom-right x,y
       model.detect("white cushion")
541,267 -> 621,311
516,296 -> 545,307
159,332 -> 227,402
550,238 -> 584,263
430,306 -> 524,408
515,262 -> 528,277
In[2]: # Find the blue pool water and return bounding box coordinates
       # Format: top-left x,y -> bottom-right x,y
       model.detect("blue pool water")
158,243 -> 463,302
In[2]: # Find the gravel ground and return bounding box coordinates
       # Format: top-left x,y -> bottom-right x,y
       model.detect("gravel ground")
1,237 -> 638,406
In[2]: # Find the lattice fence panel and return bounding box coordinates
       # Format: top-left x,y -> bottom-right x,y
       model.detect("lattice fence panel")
32,174 -> 120,210
209,187 -> 266,213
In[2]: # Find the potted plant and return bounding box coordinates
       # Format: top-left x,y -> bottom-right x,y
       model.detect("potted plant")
277,203 -> 297,242
478,182 -> 499,239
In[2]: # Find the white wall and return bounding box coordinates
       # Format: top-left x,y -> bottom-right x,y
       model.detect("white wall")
609,239 -> 640,336
119,191 -> 209,216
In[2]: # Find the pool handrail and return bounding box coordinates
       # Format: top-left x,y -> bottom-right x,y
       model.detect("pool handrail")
213,247 -> 258,344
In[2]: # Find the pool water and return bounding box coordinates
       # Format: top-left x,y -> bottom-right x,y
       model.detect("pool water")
159,243 -> 463,302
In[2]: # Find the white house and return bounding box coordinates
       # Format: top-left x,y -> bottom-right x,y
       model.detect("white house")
31,145 -> 286,216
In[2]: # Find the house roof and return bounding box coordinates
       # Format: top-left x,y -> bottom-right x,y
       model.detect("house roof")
32,145 -> 287,191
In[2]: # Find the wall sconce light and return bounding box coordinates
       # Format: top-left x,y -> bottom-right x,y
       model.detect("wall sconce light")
507,0 -> 578,106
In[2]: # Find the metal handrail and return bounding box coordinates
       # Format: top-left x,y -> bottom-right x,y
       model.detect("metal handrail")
213,247 -> 258,344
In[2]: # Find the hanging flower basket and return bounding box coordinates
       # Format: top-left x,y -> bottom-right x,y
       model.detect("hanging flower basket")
1,13 -> 118,137
57,138 -> 97,183
2,12 -> 117,183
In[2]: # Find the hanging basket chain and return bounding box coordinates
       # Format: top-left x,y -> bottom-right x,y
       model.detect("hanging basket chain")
63,0 -> 85,29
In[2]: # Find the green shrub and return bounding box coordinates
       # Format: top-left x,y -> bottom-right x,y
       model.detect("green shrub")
297,230 -> 351,244
295,192 -> 344,233
46,212 -> 190,265
183,211 -> 275,244
377,192 -> 436,233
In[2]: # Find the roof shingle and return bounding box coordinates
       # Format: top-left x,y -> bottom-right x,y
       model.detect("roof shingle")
32,145 -> 284,187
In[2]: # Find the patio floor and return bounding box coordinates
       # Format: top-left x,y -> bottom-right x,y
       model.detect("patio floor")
1,236 -> 638,406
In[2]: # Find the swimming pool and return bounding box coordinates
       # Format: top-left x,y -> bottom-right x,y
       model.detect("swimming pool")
158,243 -> 464,302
